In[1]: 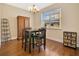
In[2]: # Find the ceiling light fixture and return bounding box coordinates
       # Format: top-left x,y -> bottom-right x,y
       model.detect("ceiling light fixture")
28,4 -> 39,13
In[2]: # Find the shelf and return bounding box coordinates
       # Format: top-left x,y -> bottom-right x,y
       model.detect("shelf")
1,18 -> 11,42
63,31 -> 77,48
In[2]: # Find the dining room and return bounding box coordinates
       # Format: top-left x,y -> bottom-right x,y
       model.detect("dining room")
0,3 -> 79,56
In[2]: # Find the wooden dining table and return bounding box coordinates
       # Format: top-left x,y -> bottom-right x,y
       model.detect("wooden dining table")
24,29 -> 40,53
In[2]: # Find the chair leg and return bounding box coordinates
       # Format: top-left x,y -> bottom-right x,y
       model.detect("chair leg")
44,45 -> 46,50
24,42 -> 26,51
38,46 -> 40,53
38,38 -> 41,53
44,38 -> 46,50
32,37 -> 34,49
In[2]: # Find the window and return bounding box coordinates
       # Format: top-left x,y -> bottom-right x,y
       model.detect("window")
41,8 -> 61,29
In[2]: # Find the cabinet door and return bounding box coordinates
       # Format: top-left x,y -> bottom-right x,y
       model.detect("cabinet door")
17,16 -> 25,39
18,17 -> 25,37
17,16 -> 30,40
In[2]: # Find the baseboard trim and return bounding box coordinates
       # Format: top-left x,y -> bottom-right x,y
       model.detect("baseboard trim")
46,38 -> 63,45
11,37 -> 17,40
46,37 -> 63,43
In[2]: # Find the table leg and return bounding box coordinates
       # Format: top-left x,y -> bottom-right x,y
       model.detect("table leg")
24,38 -> 26,51
29,37 -> 31,53
32,37 -> 34,49
44,38 -> 46,50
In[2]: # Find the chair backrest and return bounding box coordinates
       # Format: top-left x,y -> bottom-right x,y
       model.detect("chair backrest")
38,28 -> 46,38
22,27 -> 32,39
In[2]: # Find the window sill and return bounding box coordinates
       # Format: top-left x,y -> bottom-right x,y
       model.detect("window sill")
46,27 -> 62,30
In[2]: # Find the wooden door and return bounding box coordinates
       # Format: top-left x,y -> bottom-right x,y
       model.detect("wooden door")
17,16 -> 30,40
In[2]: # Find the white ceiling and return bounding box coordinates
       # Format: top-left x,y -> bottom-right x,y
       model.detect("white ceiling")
6,3 -> 53,11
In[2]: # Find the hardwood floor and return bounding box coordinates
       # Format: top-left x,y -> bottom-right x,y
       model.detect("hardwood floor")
0,39 -> 79,56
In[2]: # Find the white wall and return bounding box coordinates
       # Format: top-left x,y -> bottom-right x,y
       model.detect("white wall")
0,4 -> 2,47
0,3 -> 34,45
34,3 -> 79,47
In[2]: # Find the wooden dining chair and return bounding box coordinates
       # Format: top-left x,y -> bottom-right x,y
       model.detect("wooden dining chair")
32,28 -> 46,52
22,27 -> 31,48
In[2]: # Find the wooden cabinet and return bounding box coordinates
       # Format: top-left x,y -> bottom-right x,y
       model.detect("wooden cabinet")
17,16 -> 30,40
63,31 -> 77,48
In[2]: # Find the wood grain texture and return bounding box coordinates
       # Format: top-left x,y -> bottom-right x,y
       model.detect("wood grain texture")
0,39 -> 79,56
17,16 -> 30,40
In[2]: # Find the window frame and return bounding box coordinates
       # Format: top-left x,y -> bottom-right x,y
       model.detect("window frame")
41,8 -> 62,30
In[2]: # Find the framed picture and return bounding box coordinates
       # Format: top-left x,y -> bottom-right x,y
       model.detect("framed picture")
41,8 -> 61,29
